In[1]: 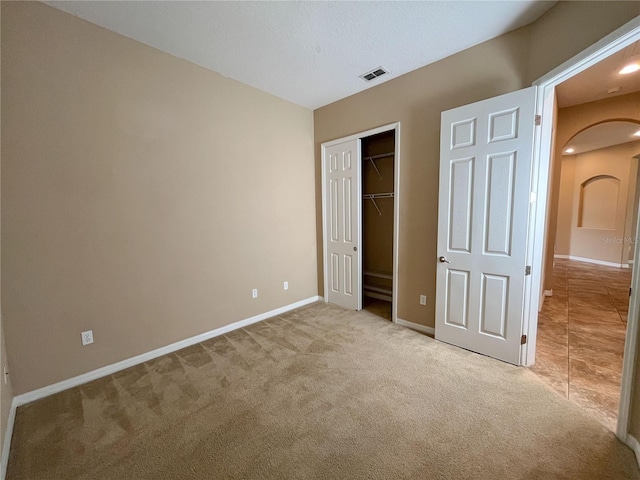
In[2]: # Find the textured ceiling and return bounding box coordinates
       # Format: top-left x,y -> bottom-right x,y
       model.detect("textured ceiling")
45,1 -> 555,109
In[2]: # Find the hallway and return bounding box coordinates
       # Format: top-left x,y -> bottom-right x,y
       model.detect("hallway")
530,258 -> 631,431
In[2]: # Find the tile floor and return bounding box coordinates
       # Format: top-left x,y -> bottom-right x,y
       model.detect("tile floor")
530,258 -> 631,431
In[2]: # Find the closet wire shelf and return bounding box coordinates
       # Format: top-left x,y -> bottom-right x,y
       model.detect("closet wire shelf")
363,192 -> 394,215
364,152 -> 394,180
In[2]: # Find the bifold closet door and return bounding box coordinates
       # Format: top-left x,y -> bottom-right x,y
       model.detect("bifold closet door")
323,139 -> 361,311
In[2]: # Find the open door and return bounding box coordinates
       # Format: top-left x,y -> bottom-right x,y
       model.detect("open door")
435,87 -> 537,365
322,139 -> 362,310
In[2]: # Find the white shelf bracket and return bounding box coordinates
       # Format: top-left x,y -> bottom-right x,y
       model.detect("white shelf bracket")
368,158 -> 383,180
369,197 -> 382,215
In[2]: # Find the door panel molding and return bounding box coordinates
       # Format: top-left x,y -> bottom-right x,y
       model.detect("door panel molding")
322,139 -> 361,310
435,87 -> 536,365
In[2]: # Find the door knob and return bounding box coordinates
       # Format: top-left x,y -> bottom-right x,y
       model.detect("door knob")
439,256 -> 450,263
353,246 -> 358,251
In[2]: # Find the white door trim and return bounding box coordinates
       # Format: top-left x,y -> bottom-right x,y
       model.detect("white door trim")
321,122 -> 401,322
526,16 -> 640,443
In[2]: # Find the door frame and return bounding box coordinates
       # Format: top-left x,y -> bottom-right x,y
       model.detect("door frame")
525,16 -> 640,444
321,122 -> 401,322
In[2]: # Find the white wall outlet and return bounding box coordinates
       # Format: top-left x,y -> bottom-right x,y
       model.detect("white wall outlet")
81,330 -> 94,346
283,281 -> 289,290
419,295 -> 427,306
3,364 -> 8,385
252,288 -> 258,299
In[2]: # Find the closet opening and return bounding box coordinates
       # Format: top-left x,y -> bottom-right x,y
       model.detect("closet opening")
321,122 -> 399,320
361,130 -> 395,321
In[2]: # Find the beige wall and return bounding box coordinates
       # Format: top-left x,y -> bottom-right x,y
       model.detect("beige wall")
554,142 -> 640,265
545,93 -> 640,290
527,2 -> 640,82
1,2 -> 316,394
316,28 -> 532,326
631,158 -> 640,262
555,155 -> 576,256
314,2 -> 640,328
0,2 -> 10,466
623,154 -> 640,265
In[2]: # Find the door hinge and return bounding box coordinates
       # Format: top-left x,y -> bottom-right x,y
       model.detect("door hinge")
535,114 -> 541,126
525,265 -> 531,276
521,334 -> 527,345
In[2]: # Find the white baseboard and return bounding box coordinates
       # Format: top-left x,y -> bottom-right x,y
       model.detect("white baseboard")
14,296 -> 321,407
396,318 -> 435,336
554,254 -> 629,269
1,398 -> 17,480
625,433 -> 640,470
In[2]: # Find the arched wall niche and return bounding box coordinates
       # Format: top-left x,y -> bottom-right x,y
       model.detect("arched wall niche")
578,175 -> 620,230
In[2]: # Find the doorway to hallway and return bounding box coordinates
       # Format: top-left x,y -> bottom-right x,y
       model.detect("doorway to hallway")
531,258 -> 631,431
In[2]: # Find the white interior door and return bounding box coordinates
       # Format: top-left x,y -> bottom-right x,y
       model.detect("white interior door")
323,139 -> 361,310
435,87 -> 537,365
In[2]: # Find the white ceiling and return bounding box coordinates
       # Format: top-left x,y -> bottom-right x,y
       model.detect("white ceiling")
557,41 -> 640,108
45,1 -> 556,110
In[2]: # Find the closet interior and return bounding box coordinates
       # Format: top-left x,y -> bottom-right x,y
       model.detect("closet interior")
361,130 -> 395,321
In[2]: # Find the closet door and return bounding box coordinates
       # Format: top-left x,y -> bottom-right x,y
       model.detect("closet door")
323,139 -> 361,310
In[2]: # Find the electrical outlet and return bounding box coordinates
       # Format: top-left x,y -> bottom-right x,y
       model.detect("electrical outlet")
81,330 -> 94,346
419,295 -> 427,306
284,281 -> 289,290
3,365 -> 8,385
252,289 -> 258,299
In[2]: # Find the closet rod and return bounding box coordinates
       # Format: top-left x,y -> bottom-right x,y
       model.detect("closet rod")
363,152 -> 394,161
363,193 -> 394,199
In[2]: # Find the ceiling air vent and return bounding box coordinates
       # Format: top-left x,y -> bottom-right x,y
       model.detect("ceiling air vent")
360,66 -> 389,82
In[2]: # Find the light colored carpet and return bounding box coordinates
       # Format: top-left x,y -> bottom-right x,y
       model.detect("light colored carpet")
7,301 -> 640,479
